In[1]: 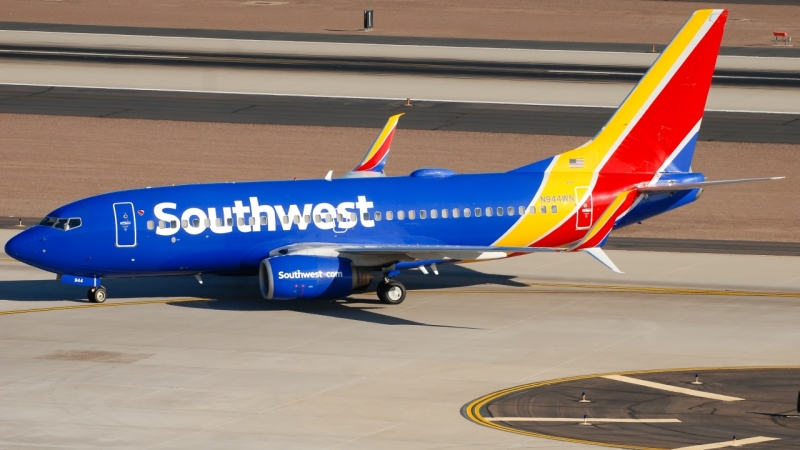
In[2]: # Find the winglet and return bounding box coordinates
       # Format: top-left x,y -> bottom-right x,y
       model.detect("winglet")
583,248 -> 624,274
344,113 -> 404,178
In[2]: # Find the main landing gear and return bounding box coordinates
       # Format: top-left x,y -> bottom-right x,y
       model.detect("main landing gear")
87,286 -> 107,303
377,278 -> 406,305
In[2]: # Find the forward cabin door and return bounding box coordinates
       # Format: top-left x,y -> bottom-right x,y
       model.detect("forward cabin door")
113,202 -> 137,248
575,187 -> 593,230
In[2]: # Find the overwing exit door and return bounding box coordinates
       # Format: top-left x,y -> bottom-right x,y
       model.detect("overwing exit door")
575,187 -> 593,230
113,202 -> 137,247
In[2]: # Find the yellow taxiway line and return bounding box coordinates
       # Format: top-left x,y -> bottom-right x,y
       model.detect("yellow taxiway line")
0,298 -> 208,316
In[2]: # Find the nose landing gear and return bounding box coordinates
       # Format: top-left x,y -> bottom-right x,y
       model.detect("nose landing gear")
88,286 -> 107,303
377,279 -> 406,305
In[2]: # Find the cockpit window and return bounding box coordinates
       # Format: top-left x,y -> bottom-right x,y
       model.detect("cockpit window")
39,216 -> 82,231
39,216 -> 57,227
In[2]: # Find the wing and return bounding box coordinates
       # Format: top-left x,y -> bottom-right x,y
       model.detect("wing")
343,113 -> 404,178
268,242 -> 624,273
638,177 -> 783,193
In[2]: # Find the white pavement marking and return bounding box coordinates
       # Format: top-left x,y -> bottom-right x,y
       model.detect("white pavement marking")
487,417 -> 681,423
603,375 -> 744,401
673,436 -> 780,449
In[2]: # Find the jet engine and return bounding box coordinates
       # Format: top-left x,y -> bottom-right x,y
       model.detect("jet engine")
259,255 -> 372,300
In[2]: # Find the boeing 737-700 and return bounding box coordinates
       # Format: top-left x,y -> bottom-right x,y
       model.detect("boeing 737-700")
4,9 -> 782,304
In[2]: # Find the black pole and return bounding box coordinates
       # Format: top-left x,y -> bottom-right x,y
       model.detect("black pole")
364,10 -> 373,30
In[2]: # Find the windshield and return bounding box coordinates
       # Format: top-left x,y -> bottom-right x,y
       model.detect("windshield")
39,216 -> 82,231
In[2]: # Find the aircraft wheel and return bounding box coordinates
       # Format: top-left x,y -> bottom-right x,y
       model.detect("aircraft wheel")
88,286 -> 107,303
377,279 -> 406,305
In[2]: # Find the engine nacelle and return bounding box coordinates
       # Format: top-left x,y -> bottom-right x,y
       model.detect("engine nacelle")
259,255 -> 372,300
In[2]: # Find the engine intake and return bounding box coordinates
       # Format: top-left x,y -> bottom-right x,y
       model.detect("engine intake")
259,255 -> 372,300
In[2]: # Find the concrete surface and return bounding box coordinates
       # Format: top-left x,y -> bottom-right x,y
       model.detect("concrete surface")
3,29 -> 800,73
3,59 -> 800,113
2,230 -> 800,449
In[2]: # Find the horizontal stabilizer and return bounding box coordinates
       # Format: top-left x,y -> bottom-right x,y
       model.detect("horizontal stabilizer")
582,248 -> 623,274
638,177 -> 784,193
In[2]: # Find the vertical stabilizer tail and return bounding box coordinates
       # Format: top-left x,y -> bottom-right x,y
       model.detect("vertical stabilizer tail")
564,9 -> 727,176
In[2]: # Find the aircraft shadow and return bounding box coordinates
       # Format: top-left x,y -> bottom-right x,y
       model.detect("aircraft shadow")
397,264 -> 528,290
0,274 -> 480,329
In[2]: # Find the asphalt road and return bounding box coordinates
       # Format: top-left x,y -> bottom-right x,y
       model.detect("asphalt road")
468,368 -> 800,449
1,85 -> 797,144
1,21 -> 798,58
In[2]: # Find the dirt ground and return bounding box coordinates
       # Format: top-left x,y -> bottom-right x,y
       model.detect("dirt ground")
2,0 -> 798,48
0,113 -> 795,242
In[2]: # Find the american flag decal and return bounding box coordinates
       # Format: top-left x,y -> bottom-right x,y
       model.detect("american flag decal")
569,158 -> 584,168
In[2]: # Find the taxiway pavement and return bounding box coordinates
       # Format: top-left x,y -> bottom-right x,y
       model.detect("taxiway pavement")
2,229 -> 800,449
2,59 -> 800,115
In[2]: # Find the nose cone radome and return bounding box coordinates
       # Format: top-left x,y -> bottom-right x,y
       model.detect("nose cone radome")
4,229 -> 38,265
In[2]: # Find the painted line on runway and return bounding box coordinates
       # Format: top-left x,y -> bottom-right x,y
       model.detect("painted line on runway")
487,417 -> 681,423
463,366 -> 800,450
0,297 -> 208,316
602,375 -> 744,401
673,436 -> 779,449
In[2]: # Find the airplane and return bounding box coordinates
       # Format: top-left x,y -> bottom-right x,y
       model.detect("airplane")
4,9 -> 783,305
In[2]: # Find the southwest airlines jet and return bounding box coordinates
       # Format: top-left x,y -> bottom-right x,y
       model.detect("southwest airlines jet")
4,10 -> 782,304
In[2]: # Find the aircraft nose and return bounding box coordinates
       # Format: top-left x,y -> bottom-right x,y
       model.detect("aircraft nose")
4,229 -> 38,264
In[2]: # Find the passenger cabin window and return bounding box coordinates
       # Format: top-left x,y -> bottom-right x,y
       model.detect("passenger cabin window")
283,216 -> 290,225
463,208 -> 471,218
540,206 -> 547,214
314,214 -> 321,224
551,205 -> 558,213
409,210 -> 416,220
496,207 -> 503,217
431,209 -> 438,219
147,220 -> 155,230
397,210 -> 405,220
192,218 -> 200,228
260,217 -> 267,226
171,220 -> 178,228
474,208 -> 482,217
217,218 -> 224,227
304,215 -> 311,224
375,212 -> 382,221
485,207 -> 493,217
386,211 -> 394,220
249,217 -> 256,226
420,210 -> 427,219
519,206 -> 526,216
293,216 -> 300,224
226,218 -> 233,227
453,208 -> 460,218
441,209 -> 448,218
204,219 -> 211,227
508,206 -> 515,216
362,212 -> 370,221
182,220 -> 189,228
158,220 -> 165,229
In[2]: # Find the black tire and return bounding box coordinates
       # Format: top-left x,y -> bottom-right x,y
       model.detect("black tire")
377,279 -> 406,305
88,286 -> 107,303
